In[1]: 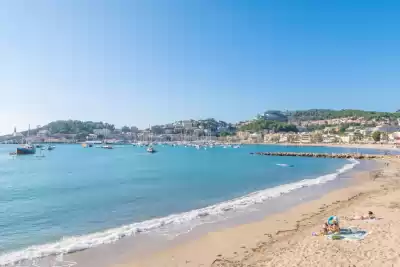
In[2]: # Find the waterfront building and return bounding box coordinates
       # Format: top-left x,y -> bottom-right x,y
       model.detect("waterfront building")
300,133 -> 312,143
37,130 -> 50,137
94,128 -> 112,136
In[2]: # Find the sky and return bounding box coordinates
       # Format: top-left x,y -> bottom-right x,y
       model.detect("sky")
1,0 -> 400,134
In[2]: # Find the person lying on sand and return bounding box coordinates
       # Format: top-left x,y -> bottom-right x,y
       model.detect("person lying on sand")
346,211 -> 376,221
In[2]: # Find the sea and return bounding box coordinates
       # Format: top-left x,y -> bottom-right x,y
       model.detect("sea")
0,144 -> 391,266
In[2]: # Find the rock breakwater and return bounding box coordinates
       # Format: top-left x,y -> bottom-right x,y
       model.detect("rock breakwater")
250,152 -> 385,159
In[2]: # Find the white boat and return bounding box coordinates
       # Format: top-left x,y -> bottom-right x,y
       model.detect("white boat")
276,163 -> 294,167
147,146 -> 156,153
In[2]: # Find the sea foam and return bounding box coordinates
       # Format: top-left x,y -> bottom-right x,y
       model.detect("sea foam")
0,159 -> 359,266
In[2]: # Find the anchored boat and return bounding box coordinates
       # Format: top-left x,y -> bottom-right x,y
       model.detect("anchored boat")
146,146 -> 156,153
16,144 -> 36,155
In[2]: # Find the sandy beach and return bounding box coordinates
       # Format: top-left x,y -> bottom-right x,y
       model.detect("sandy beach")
117,157 -> 400,267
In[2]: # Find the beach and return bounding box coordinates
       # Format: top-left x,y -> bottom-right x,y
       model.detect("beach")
120,158 -> 400,267
1,145 -> 399,267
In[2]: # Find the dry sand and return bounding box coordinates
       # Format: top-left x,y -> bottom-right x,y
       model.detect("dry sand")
117,158 -> 400,267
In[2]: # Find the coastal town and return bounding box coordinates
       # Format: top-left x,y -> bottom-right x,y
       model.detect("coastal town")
2,109 -> 400,147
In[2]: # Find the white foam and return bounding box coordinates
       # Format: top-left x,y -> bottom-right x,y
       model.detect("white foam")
0,159 -> 359,266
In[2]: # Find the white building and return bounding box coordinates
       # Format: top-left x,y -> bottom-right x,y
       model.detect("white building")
86,134 -> 98,140
164,128 -> 174,134
340,135 -> 351,143
360,128 -> 374,136
37,129 -> 50,137
322,134 -> 338,143
93,128 -> 112,136
279,135 -> 288,143
373,125 -> 400,133
391,132 -> 400,145
193,129 -> 204,136
182,120 -> 194,129
300,133 -> 312,143
250,133 -> 263,142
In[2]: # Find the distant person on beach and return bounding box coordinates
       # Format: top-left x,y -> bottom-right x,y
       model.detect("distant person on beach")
346,211 -> 376,220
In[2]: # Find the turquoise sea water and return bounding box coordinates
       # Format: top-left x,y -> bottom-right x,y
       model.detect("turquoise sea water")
0,144 -> 388,265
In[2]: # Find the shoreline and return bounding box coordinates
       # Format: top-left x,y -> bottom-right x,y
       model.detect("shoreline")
60,157 -> 364,267
119,158 -> 400,267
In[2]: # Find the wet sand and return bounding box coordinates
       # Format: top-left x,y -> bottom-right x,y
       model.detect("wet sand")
119,158 -> 400,267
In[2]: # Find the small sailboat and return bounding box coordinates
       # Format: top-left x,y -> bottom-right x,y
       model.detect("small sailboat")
47,145 -> 56,151
102,145 -> 113,149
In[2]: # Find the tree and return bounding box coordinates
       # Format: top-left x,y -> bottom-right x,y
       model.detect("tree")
45,120 -> 115,135
372,131 -> 381,142
121,126 -> 130,133
288,109 -> 400,121
240,119 -> 298,133
381,132 -> 389,141
339,126 -> 347,134
219,132 -> 232,137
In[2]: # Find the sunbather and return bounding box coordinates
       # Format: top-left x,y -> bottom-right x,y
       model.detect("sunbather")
330,221 -> 340,233
346,211 -> 376,220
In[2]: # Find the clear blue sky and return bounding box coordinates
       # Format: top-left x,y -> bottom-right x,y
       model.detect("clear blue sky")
1,0 -> 400,134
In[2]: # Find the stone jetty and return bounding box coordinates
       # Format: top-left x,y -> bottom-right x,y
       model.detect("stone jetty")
250,151 -> 385,159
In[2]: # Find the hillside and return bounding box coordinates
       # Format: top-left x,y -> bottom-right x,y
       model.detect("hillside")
8,120 -> 115,137
240,119 -> 298,132
44,120 -> 115,134
287,109 -> 400,121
